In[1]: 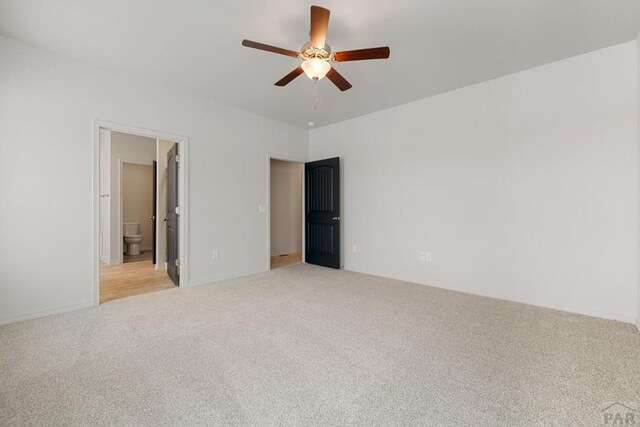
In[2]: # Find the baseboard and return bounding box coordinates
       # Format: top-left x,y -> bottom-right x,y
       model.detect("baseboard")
343,267 -> 637,325
188,268 -> 268,288
483,291 -> 637,324
504,297 -> 637,325
0,300 -> 95,326
636,318 -> 640,333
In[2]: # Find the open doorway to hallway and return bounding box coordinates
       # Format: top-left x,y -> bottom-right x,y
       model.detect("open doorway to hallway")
98,128 -> 183,303
270,159 -> 303,269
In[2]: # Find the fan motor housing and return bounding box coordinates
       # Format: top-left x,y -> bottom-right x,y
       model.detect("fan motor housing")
300,42 -> 332,61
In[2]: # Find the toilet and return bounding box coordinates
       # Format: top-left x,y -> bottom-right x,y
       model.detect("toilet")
123,222 -> 143,256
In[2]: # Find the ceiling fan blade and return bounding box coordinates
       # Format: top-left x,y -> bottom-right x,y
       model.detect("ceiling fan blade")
310,6 -> 330,49
333,47 -> 390,62
326,67 -> 352,91
241,39 -> 299,58
275,66 -> 304,86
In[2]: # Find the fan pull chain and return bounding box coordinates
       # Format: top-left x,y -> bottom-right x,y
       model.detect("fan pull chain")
313,80 -> 320,110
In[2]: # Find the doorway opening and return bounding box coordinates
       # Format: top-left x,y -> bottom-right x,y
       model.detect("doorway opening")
122,162 -> 154,264
93,122 -> 189,304
269,158 -> 304,269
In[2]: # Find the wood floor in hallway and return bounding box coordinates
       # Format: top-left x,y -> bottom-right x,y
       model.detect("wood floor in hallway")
100,252 -> 175,303
271,252 -> 302,269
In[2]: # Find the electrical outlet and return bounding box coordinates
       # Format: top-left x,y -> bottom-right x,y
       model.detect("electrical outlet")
258,205 -> 266,213
212,249 -> 219,260
419,251 -> 426,261
352,244 -> 357,252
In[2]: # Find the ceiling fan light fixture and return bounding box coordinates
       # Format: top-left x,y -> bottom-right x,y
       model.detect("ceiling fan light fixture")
241,5 -> 390,91
301,57 -> 331,81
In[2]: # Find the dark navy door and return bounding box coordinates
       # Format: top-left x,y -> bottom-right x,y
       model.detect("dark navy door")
152,160 -> 157,265
305,157 -> 340,269
167,144 -> 179,285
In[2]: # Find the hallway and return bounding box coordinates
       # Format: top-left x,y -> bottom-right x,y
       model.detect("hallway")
100,255 -> 175,303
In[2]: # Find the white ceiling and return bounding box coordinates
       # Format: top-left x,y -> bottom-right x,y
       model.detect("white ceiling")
1,0 -> 639,128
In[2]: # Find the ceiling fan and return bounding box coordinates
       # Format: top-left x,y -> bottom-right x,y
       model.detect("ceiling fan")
241,5 -> 390,91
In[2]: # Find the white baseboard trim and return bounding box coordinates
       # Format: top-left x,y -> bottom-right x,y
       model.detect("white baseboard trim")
503,298 -> 637,325
0,300 -> 95,326
343,267 -> 637,325
188,268 -> 269,288
636,318 -> 640,333
2,268 -> 633,329
481,292 -> 637,324
0,270 -> 268,325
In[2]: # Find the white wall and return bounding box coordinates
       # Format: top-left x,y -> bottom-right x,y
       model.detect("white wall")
0,36 -> 308,324
122,163 -> 154,252
309,42 -> 638,323
98,129 -> 111,263
270,159 -> 303,256
109,131 -> 156,262
0,33 -> 637,326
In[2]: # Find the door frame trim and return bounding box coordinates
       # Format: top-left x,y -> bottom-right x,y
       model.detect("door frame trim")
266,155 -> 306,270
92,120 -> 190,306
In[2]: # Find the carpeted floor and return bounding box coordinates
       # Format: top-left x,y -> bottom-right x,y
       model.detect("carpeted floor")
1,264 -> 639,425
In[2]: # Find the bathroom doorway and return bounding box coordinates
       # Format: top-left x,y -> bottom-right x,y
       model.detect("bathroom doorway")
122,162 -> 154,264
94,122 -> 188,304
269,158 -> 304,269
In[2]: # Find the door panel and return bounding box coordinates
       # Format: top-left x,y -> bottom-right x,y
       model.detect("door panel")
167,144 -> 179,286
305,157 -> 340,269
152,160 -> 157,265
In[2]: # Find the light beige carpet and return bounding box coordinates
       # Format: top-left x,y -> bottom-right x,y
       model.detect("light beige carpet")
1,264 -> 639,425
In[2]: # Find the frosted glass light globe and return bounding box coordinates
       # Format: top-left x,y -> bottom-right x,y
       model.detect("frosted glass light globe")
301,57 -> 331,81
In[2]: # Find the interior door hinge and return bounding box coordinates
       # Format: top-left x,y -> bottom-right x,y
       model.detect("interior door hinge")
175,155 -> 180,164
175,259 -> 180,267
175,206 -> 180,215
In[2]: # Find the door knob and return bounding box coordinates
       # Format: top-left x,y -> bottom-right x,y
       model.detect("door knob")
332,216 -> 341,221
163,218 -> 168,222
149,216 -> 155,220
